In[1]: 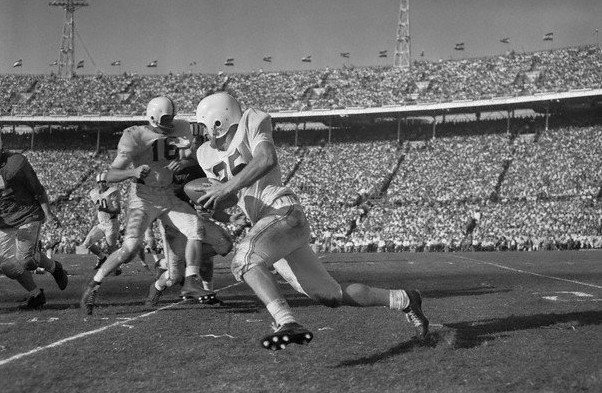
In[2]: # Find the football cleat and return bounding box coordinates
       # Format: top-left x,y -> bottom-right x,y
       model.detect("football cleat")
114,267 -> 122,276
94,256 -> 106,270
51,261 -> 68,290
180,275 -> 216,303
260,322 -> 313,351
402,290 -> 429,341
19,289 -> 46,310
145,283 -> 164,308
81,280 -> 100,315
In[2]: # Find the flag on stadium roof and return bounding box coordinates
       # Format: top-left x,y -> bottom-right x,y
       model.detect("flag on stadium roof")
454,43 -> 465,50
340,52 -> 350,58
378,50 -> 388,58
500,37 -> 510,44
12,59 -> 22,67
76,60 -> 85,68
50,60 -> 58,66
301,55 -> 312,62
189,61 -> 197,66
263,56 -> 272,62
543,32 -> 554,41
224,58 -> 235,66
111,60 -> 121,66
147,60 -> 158,68
420,51 -> 425,57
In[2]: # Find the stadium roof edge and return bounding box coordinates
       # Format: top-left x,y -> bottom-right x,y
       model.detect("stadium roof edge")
1,89 -> 601,125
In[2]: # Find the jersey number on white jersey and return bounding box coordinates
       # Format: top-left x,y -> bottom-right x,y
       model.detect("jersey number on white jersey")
210,148 -> 247,181
152,138 -> 179,161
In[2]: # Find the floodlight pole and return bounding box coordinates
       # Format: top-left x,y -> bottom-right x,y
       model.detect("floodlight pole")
49,0 -> 89,79
394,0 -> 410,69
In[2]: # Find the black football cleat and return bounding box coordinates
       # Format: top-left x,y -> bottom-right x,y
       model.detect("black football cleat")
51,261 -> 68,290
402,290 -> 429,341
81,280 -> 100,315
19,289 -> 46,310
180,275 -> 216,303
261,322 -> 313,351
145,282 -> 164,308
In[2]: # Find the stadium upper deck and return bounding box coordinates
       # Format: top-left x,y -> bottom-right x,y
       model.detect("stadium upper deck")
1,45 -> 601,121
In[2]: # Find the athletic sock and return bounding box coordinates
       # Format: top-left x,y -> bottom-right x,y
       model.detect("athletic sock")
185,266 -> 200,277
389,290 -> 410,310
266,299 -> 296,327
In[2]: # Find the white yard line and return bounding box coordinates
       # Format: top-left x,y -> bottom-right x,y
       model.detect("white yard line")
0,281 -> 243,367
449,254 -> 602,290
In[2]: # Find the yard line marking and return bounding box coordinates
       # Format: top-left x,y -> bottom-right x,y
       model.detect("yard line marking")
449,255 -> 602,289
0,281 -> 243,367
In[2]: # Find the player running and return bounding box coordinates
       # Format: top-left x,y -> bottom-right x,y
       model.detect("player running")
194,92 -> 429,350
80,96 -> 215,315
0,133 -> 69,309
82,172 -> 121,271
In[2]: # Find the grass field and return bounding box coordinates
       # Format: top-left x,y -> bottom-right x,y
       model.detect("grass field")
0,251 -> 600,393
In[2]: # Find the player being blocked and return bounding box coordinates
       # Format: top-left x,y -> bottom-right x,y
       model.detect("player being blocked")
145,166 -> 237,308
80,96 -> 216,315
194,92 -> 429,351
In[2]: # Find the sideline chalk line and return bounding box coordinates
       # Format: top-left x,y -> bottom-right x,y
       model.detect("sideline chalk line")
0,281 -> 243,367
449,254 -> 602,290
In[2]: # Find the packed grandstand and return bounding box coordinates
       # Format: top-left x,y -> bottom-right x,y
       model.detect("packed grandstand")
1,44 -> 601,254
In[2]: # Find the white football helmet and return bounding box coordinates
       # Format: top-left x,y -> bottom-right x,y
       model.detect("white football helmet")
146,96 -> 176,132
195,92 -> 242,140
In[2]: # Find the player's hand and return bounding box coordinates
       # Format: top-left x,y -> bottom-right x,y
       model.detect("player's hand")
196,181 -> 233,210
194,203 -> 214,218
134,165 -> 151,180
166,159 -> 183,172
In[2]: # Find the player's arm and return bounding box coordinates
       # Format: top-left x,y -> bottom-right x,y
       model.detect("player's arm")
198,141 -> 277,209
105,153 -> 150,183
21,157 -> 61,226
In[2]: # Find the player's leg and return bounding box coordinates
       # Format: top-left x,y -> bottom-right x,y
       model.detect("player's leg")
146,222 -> 185,307
232,202 -> 314,350
12,222 -> 57,307
164,199 -> 215,301
81,206 -> 155,315
0,227 -> 46,309
83,225 -> 108,268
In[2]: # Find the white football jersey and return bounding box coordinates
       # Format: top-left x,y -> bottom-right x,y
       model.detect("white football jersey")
197,108 -> 294,223
90,186 -> 120,224
115,120 -> 192,189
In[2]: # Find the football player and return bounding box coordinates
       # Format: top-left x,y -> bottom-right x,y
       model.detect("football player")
194,92 -> 429,350
146,132 -> 235,307
0,132 -> 68,309
80,96 -> 215,315
82,172 -> 121,271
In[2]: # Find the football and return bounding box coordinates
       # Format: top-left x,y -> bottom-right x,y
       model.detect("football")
183,178 -> 238,210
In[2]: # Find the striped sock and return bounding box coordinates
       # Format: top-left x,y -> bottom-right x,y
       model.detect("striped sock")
389,290 -> 410,310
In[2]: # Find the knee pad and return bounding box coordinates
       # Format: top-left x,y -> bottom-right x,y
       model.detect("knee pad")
0,260 -> 25,279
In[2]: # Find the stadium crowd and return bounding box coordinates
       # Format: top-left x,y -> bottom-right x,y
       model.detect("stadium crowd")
1,45 -> 601,115
1,120 -> 600,255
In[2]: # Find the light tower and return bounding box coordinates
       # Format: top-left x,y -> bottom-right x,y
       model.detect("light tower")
49,0 -> 89,79
393,0 -> 410,69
